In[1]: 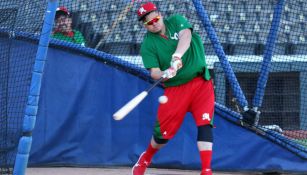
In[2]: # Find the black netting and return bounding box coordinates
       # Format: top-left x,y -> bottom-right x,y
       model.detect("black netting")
1,0 -> 306,173
55,0 -> 307,159
0,0 -> 46,174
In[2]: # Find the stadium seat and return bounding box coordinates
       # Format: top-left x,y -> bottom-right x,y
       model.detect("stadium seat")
217,32 -> 227,43
203,34 -> 211,44
288,35 -> 299,44
233,44 -> 256,55
283,11 -> 298,22
135,30 -> 146,44
238,12 -> 247,22
132,24 -> 141,32
216,2 -> 226,13
298,35 -> 306,43
204,43 -> 216,55
237,34 -> 247,43
293,43 -> 307,54
277,33 -> 291,43
248,34 -> 258,44
79,2 -> 89,11
79,11 -> 92,23
225,4 -> 234,13
298,13 -> 305,23
222,24 -> 231,33
102,42 -> 132,55
274,44 -> 287,55
221,32 -> 237,44
280,23 -> 292,35
92,22 -> 102,33
209,14 -> 219,24
123,31 -> 134,43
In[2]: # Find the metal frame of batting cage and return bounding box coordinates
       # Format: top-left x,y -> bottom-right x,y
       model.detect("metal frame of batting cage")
12,0 -> 58,174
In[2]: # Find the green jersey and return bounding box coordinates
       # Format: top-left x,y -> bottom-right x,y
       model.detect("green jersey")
52,30 -> 86,46
141,14 -> 211,87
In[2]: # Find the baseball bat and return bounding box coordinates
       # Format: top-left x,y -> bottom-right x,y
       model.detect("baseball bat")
113,76 -> 164,120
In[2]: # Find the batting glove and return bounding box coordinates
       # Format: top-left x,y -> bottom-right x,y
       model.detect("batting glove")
171,53 -> 183,71
163,67 -> 177,79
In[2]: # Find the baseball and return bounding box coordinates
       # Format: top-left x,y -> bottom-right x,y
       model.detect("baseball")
158,95 -> 168,104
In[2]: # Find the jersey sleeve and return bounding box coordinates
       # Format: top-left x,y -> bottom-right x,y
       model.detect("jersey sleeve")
169,14 -> 193,33
140,37 -> 160,69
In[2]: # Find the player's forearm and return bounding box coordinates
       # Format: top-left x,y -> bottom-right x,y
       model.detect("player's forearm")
174,29 -> 192,57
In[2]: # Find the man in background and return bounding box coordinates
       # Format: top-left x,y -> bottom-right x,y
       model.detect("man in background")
52,6 -> 86,46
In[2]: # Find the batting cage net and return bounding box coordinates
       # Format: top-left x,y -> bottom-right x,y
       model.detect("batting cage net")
0,0 -> 46,174
0,0 -> 306,174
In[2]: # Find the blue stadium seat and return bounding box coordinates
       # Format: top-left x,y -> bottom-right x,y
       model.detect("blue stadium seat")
78,2 -> 90,11
237,34 -> 247,43
297,35 -> 306,44
283,11 -> 298,22
174,2 -> 188,15
277,33 -> 291,43
202,33 -> 211,44
249,22 -> 270,34
216,32 -> 226,43
204,43 -> 216,55
274,44 -> 287,55
79,11 -> 92,23
237,0 -> 247,10
233,44 -> 255,55
203,1 -> 218,12
121,31 -> 133,42
280,23 -> 292,35
240,22 -> 249,33
132,24 -> 141,32
92,22 -> 102,33
247,34 -> 258,44
216,2 -> 226,12
225,4 -> 234,13
297,13 -> 306,23
256,32 -> 269,44
293,44 -> 307,54
289,34 -> 301,44
218,32 -> 236,44
302,2 -> 307,13
110,33 -> 122,43
238,12 -> 247,22
222,23 -> 232,33
135,30 -> 146,44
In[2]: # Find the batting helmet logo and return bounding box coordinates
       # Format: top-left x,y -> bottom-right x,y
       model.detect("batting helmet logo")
139,7 -> 147,15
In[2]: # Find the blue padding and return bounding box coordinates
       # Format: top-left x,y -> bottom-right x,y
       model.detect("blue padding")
27,45 -> 306,172
18,137 -> 32,154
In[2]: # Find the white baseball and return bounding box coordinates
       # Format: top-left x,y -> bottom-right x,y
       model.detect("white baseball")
158,95 -> 168,104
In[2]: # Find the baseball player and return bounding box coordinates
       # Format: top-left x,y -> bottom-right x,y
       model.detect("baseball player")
132,2 -> 215,175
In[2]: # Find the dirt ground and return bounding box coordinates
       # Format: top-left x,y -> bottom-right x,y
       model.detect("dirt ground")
25,167 -> 283,175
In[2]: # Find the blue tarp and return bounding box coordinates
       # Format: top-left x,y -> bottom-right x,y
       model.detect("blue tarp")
1,38 -> 305,172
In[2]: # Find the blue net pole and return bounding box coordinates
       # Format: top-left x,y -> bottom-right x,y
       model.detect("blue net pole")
192,0 -> 248,110
13,1 -> 58,174
252,0 -> 285,110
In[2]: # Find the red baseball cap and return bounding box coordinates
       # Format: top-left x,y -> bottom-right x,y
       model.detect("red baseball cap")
55,6 -> 70,19
137,2 -> 158,21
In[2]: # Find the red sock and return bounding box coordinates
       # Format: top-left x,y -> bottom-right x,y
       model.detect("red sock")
200,150 -> 212,170
143,144 -> 159,161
